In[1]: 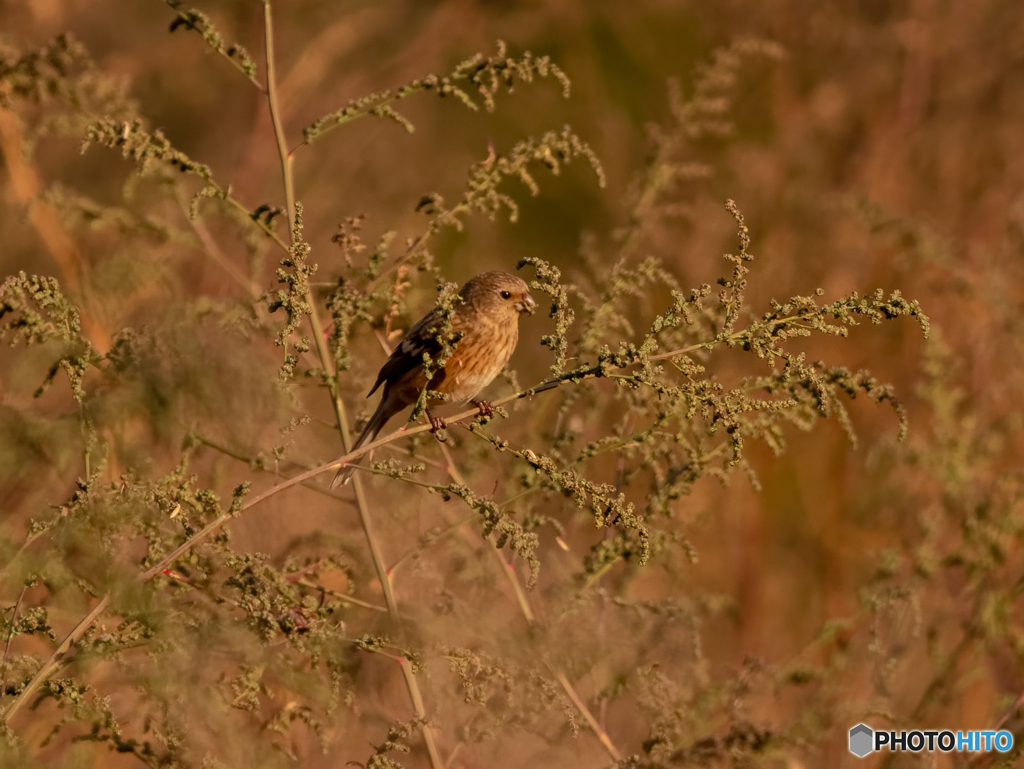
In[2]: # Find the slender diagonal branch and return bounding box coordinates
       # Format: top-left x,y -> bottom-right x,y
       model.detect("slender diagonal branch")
387,514 -> 477,579
174,186 -> 260,297
1,592 -> 111,724
435,443 -> 622,762
436,442 -> 537,624
0,585 -> 28,700
550,668 -> 623,762
192,433 -> 356,504
137,380 -> 570,582
294,578 -> 387,614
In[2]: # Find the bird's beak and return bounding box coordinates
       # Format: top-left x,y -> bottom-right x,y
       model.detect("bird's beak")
516,293 -> 537,315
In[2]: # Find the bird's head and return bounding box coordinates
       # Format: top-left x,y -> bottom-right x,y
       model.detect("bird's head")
460,271 -> 536,320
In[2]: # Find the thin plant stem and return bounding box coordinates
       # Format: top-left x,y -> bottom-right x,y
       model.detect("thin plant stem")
994,689 -> 1024,733
1,529 -> 47,581
0,585 -> 28,700
444,742 -> 463,769
174,186 -> 260,297
192,433 -> 356,506
876,628 -> 979,769
138,380 -> 572,582
262,0 -> 397,621
910,628 -> 977,721
262,6 -> 440,768
436,441 -> 536,624
294,578 -> 388,614
435,443 -> 622,762
363,203 -> 469,291
263,1 -> 296,231
550,668 -> 623,762
399,655 -> 440,759
387,514 -> 477,579
1,592 -> 111,724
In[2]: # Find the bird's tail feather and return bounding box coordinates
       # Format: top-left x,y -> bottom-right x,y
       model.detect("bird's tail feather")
330,404 -> 389,488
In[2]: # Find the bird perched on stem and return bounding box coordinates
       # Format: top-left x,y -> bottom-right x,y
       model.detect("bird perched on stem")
332,271 -> 536,487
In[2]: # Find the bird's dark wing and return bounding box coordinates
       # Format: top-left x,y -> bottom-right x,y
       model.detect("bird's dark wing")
367,308 -> 447,396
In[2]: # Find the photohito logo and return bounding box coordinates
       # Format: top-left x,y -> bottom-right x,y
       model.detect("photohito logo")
848,724 -> 1014,757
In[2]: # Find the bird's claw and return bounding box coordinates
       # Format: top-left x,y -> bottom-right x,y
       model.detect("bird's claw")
472,400 -> 495,419
427,411 -> 447,441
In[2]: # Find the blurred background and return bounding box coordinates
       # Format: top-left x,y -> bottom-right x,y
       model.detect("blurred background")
3,1 -> 1024,767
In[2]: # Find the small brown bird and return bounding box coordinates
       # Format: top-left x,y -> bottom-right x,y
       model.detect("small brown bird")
332,271 -> 536,487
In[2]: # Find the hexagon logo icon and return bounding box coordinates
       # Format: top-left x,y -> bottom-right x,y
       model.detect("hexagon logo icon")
849,723 -> 874,758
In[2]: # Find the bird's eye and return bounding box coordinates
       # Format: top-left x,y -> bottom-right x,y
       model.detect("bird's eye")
500,290 -> 512,299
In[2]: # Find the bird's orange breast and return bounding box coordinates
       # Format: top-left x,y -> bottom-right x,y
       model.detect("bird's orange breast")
431,323 -> 518,403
